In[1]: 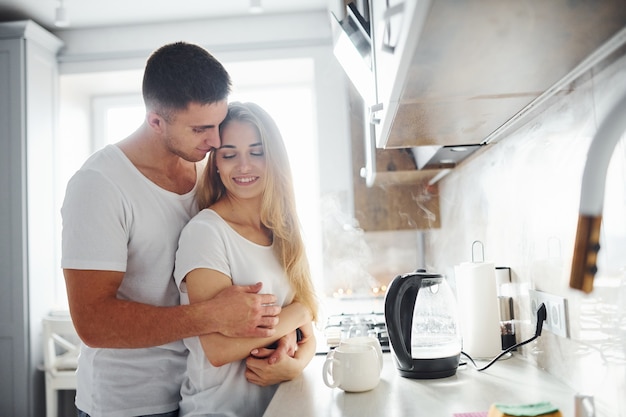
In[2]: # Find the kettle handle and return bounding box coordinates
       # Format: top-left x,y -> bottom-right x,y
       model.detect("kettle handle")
384,272 -> 424,371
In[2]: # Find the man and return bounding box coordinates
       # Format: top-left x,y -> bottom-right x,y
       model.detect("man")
62,42 -> 285,417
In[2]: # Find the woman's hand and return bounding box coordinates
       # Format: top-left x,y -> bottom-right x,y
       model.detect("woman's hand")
245,322 -> 316,386
249,330 -> 298,364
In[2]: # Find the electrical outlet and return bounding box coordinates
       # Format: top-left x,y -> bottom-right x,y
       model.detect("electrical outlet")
528,289 -> 569,338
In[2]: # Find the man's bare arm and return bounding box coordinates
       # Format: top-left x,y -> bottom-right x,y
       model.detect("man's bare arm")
64,269 -> 280,348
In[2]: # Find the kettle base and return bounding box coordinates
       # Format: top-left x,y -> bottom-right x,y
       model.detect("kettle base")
395,354 -> 460,379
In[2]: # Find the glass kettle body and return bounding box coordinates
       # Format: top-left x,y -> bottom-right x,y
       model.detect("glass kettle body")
384,270 -> 462,379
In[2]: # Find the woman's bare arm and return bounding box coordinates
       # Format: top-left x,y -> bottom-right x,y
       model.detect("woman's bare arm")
185,267 -> 312,366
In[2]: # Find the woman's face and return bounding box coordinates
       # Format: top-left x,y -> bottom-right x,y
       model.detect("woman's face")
215,120 -> 267,201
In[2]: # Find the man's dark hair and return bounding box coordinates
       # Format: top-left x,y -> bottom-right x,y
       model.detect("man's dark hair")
142,42 -> 232,117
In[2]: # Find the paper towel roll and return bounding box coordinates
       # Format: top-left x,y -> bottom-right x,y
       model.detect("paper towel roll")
455,261 -> 502,359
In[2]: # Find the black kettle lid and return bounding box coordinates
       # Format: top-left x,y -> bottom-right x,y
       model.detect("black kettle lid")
401,268 -> 443,279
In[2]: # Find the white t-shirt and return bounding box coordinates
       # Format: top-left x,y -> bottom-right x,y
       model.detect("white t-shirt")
61,144 -> 200,417
174,209 -> 295,417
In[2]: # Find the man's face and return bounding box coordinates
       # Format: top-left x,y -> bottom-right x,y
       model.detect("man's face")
160,100 -> 228,162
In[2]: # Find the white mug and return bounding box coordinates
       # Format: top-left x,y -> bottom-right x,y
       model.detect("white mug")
340,336 -> 384,371
322,343 -> 381,392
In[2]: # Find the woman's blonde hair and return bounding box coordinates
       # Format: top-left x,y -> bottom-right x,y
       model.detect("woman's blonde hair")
197,102 -> 318,321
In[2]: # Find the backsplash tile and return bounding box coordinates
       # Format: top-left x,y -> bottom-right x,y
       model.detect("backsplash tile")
426,51 -> 626,416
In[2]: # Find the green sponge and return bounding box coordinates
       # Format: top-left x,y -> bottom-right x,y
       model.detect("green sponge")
488,402 -> 562,417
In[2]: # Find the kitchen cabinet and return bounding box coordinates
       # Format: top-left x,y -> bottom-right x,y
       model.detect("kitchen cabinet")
334,0 -> 626,188
367,0 -> 626,150
369,0 -> 428,148
0,20 -> 63,416
332,1 -> 485,188
339,0 -> 626,218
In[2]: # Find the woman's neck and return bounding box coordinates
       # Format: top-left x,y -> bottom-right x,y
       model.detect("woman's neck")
212,197 -> 271,245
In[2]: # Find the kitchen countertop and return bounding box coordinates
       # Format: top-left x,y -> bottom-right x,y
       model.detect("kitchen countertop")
263,353 -> 577,417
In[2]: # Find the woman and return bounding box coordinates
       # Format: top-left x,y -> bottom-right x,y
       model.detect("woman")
174,102 -> 318,416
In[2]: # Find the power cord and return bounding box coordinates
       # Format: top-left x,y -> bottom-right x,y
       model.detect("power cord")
461,302 -> 547,372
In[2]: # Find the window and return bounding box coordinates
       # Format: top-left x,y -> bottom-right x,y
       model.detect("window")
92,94 -> 145,150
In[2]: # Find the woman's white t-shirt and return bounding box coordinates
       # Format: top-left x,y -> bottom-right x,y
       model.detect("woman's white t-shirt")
174,209 -> 295,417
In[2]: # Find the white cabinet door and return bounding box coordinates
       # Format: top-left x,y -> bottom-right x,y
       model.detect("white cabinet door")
0,37 -> 30,416
370,0 -> 431,147
0,21 -> 62,417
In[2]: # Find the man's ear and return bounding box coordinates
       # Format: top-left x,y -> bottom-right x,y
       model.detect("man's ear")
146,111 -> 165,133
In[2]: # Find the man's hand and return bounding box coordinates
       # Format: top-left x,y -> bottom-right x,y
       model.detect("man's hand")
208,282 -> 281,338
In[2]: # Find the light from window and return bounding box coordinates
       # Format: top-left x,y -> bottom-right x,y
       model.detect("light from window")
105,106 -> 145,145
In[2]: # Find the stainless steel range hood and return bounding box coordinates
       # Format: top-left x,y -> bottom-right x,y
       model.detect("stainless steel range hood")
332,0 -> 626,186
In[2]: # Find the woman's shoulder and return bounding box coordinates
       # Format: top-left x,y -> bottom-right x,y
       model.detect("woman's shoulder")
179,209 -> 230,248
189,208 -> 225,226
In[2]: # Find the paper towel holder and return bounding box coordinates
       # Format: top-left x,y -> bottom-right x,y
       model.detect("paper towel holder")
471,240 -> 485,262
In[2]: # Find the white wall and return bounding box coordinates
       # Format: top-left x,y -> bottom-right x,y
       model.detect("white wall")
55,12 -> 333,72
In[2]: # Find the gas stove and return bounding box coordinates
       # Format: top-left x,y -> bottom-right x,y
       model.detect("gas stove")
322,312 -> 390,352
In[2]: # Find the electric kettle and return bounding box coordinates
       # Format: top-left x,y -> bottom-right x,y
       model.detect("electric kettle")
384,269 -> 462,379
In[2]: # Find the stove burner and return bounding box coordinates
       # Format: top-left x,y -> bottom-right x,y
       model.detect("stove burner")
324,312 -> 389,352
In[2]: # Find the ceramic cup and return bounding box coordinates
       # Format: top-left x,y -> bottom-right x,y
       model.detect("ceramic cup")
340,336 -> 384,371
322,343 -> 381,392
